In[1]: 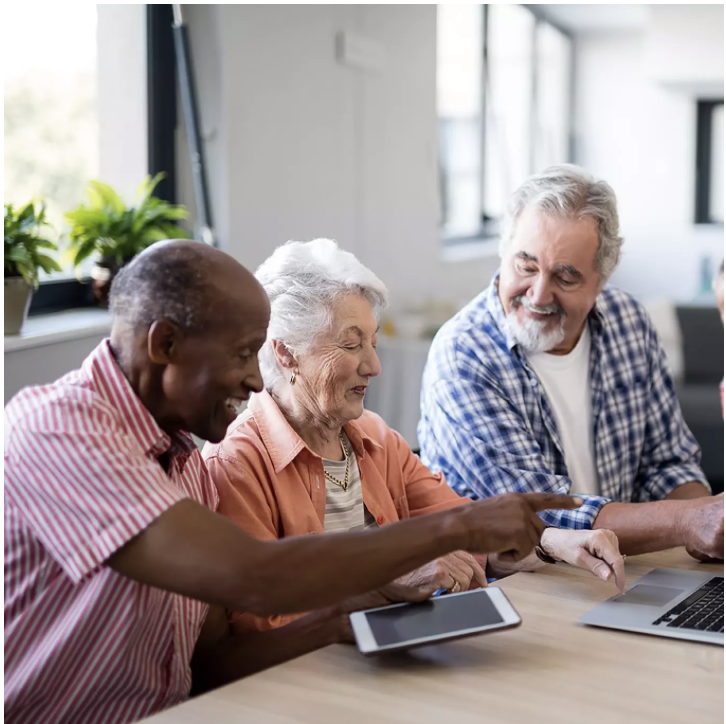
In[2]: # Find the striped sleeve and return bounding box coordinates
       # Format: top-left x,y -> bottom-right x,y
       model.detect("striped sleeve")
4,399 -> 186,584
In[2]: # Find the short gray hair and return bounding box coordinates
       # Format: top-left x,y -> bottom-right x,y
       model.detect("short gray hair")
499,164 -> 624,281
255,239 -> 389,390
110,241 -> 210,333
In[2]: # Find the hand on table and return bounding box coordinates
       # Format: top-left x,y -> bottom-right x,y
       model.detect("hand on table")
539,528 -> 626,593
458,492 -> 583,562
681,493 -> 724,562
396,551 -> 488,594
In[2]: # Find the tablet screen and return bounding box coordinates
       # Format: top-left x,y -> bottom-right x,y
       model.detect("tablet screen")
365,590 -> 504,646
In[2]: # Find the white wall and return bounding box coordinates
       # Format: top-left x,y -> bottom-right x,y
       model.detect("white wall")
5,334 -> 107,404
573,5 -> 724,301
180,4 -> 722,309
645,4 -> 723,92
177,4 -> 498,314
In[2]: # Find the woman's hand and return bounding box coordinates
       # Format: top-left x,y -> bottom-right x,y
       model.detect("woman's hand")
540,528 -> 626,593
395,551 -> 488,593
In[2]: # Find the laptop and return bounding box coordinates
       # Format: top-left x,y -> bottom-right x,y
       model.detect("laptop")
579,568 -> 724,645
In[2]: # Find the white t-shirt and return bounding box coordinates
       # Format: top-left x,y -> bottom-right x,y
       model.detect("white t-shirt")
526,325 -> 600,496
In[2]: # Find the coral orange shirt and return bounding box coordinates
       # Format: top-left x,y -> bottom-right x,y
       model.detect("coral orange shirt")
202,389 -> 470,633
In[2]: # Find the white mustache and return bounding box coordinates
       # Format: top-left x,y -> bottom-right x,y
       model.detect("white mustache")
514,296 -> 565,317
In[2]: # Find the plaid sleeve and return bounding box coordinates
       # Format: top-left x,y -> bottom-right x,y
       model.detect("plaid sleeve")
633,319 -> 710,500
420,347 -> 609,529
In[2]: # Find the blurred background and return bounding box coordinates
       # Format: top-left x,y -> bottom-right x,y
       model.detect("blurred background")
4,3 -> 724,488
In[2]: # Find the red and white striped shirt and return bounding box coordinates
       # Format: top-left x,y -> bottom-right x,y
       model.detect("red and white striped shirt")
4,340 -> 219,724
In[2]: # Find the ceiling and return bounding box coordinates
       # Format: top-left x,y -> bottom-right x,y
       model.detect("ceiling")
533,4 -> 651,33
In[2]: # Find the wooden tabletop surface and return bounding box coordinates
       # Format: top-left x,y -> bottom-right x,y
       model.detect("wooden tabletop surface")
145,548 -> 724,724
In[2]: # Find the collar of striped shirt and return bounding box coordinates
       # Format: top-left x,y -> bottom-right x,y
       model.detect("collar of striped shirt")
418,272 -> 708,531
84,339 -> 199,464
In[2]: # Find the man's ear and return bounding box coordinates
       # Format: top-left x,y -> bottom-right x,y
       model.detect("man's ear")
271,339 -> 296,371
147,320 -> 184,365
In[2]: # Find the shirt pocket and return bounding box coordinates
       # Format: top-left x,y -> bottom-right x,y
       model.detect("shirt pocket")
393,495 -> 410,520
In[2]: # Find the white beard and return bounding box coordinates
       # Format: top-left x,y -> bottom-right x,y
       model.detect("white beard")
504,309 -> 566,354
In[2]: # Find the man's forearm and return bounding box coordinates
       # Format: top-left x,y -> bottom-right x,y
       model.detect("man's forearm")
486,551 -> 542,579
665,481 -> 711,501
192,609 -> 340,694
240,512 -> 467,615
592,500 -> 686,555
111,500 -> 468,617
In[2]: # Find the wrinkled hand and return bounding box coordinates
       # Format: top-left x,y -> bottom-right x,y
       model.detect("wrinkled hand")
682,493 -> 724,562
458,493 -> 583,562
396,551 -> 488,593
334,581 -> 437,643
540,528 -> 626,593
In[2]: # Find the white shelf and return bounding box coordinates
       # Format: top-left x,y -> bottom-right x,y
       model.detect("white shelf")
4,309 -> 112,353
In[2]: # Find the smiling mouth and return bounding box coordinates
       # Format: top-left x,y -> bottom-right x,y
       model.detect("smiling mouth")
350,386 -> 367,396
224,396 -> 246,414
523,307 -> 557,320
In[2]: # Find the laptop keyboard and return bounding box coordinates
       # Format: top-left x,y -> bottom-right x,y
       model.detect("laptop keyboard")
653,577 -> 724,633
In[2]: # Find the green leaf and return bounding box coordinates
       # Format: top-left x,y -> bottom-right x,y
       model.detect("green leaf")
64,208 -> 109,227
64,176 -> 190,268
35,254 -> 62,274
134,172 -> 165,207
87,180 -> 126,214
69,244 -> 97,267
32,238 -> 57,250
7,246 -> 33,265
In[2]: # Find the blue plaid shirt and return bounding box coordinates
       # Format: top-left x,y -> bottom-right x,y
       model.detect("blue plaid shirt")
418,275 -> 709,529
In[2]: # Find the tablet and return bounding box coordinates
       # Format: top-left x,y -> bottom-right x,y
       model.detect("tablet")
349,587 -> 521,655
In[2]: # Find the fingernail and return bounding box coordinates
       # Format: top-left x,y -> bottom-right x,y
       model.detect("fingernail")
573,497 -> 584,505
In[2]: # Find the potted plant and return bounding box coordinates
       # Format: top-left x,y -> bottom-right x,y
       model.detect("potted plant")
4,201 -> 62,335
64,173 -> 190,306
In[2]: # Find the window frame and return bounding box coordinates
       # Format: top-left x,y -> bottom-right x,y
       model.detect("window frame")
694,98 -> 724,225
438,4 -> 574,248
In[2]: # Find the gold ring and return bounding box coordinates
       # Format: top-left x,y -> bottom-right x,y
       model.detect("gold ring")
451,580 -> 461,593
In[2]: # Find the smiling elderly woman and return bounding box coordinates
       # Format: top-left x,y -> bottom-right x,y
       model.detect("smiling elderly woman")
203,239 -> 624,634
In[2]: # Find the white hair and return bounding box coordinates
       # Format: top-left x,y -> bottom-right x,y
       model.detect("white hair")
499,164 -> 624,281
502,308 -> 566,354
255,238 -> 389,390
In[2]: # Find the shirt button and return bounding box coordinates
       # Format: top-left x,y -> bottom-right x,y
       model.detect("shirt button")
376,515 -> 385,525
529,378 -> 538,387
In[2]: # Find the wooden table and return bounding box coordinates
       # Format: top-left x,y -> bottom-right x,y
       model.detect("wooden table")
145,549 -> 724,724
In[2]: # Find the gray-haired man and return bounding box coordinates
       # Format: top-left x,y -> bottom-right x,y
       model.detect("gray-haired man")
420,164 -> 724,563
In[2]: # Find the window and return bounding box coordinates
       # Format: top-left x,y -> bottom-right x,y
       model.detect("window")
436,4 -> 484,240
695,100 -> 724,225
4,4 -> 99,284
4,5 -> 150,314
437,4 -> 573,245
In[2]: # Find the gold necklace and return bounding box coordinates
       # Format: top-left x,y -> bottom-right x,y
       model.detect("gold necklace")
323,432 -> 350,491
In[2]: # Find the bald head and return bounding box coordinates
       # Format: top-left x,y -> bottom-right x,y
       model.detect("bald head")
109,239 -> 267,335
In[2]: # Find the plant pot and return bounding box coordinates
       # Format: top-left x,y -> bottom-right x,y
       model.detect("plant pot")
92,256 -> 131,308
5,277 -> 33,335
